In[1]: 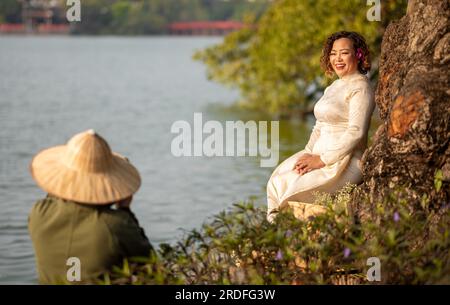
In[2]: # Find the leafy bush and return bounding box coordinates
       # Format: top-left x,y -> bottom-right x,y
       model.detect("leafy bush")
194,0 -> 408,117
98,184 -> 450,285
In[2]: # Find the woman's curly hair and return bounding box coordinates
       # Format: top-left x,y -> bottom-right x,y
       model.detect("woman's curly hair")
320,31 -> 371,77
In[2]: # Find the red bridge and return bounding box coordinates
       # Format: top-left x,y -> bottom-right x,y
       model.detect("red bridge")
168,21 -> 246,35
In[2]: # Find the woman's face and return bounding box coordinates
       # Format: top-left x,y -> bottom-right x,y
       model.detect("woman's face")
329,38 -> 358,78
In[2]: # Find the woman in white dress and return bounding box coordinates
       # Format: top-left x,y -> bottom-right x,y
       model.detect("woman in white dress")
267,31 -> 375,222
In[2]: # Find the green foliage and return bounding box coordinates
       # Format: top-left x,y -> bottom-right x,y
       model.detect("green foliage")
98,184 -> 450,285
194,0 -> 408,117
0,0 -> 270,34
62,0 -> 271,35
0,0 -> 21,23
434,169 -> 443,193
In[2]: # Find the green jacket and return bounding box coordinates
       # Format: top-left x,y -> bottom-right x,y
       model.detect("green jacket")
28,195 -> 153,284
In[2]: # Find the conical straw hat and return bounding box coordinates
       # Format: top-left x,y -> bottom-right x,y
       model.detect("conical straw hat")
30,129 -> 141,205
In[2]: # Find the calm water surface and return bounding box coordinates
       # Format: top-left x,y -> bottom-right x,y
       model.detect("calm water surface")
0,36 -> 314,284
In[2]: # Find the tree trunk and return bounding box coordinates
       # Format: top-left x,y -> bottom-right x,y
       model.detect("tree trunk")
351,0 -> 450,221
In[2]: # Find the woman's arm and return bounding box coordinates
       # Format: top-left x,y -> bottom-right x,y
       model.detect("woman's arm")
107,206 -> 154,258
304,86 -> 330,154
304,121 -> 322,153
293,121 -> 323,174
319,84 -> 375,165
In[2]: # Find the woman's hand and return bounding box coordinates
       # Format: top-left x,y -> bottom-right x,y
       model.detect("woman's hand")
293,153 -> 326,175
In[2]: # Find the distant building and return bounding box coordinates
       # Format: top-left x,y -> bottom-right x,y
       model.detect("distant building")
0,0 -> 69,34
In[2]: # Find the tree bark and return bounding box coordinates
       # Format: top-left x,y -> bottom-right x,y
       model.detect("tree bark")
351,0 -> 450,220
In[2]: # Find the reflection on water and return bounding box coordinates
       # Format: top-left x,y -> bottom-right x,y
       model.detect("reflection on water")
0,36 -> 379,284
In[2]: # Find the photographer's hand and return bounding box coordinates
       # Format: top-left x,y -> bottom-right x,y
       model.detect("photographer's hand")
116,196 -> 133,209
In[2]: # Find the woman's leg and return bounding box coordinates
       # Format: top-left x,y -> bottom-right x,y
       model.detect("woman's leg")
266,150 -> 308,222
267,169 -> 300,222
273,150 -> 307,176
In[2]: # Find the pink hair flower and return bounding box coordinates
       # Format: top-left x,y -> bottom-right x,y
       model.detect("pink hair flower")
356,48 -> 364,61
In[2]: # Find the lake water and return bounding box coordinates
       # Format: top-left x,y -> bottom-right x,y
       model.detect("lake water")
0,36 -> 314,284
